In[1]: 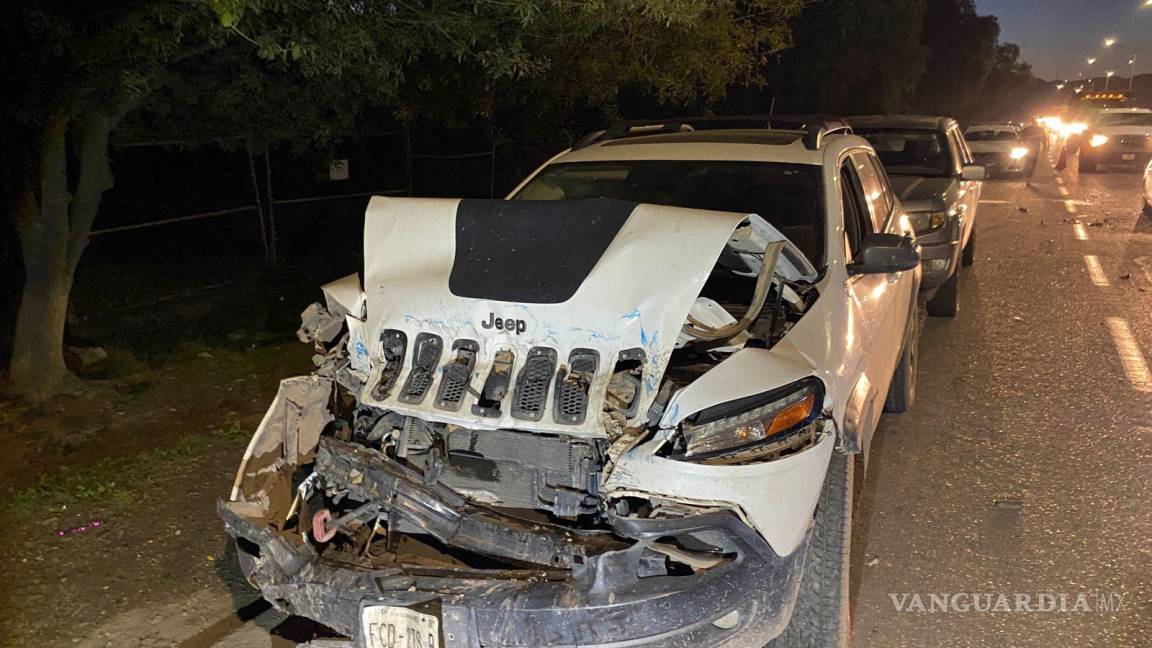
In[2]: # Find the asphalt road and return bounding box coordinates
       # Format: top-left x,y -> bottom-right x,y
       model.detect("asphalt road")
851,149 -> 1152,647
75,150 -> 1152,648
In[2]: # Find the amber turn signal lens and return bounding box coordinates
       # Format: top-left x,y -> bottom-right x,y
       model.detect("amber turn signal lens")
766,393 -> 816,436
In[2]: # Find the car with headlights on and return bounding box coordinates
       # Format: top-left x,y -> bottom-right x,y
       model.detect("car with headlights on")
848,115 -> 984,317
1079,108 -> 1152,173
218,115 -> 922,648
964,123 -> 1034,177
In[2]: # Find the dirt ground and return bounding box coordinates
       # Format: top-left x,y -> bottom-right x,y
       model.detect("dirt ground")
0,341 -> 312,646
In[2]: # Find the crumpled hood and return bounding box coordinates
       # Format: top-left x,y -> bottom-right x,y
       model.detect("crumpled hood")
888,175 -> 956,212
358,196 -> 749,437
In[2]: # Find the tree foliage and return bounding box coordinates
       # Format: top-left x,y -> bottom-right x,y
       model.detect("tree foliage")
769,0 -> 928,115
2,0 -> 807,401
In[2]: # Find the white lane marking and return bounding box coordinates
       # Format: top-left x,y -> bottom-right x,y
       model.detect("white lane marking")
1106,318 -> 1152,393
1074,223 -> 1089,240
1055,176 -> 1064,185
1084,255 -> 1110,286
1065,200 -> 1078,214
1058,186 -> 1070,196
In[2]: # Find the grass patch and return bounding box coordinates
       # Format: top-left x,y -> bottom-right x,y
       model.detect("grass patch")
8,422 -> 248,515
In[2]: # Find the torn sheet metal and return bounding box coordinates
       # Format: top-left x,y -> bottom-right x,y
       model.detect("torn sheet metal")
321,273 -> 366,320
728,214 -> 818,282
359,196 -> 749,437
230,376 -> 334,514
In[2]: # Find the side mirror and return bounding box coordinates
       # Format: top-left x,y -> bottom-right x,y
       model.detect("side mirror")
848,233 -> 920,275
961,164 -> 986,181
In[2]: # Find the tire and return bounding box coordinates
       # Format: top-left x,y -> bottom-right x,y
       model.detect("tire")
1143,198 -> 1152,218
926,268 -> 960,318
961,229 -> 975,267
884,309 -> 918,414
769,452 -> 852,648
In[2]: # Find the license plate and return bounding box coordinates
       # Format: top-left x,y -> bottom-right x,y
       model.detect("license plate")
1122,154 -> 1136,161
361,605 -> 441,648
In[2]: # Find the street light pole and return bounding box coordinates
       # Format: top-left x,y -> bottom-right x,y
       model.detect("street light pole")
1131,54 -> 1138,92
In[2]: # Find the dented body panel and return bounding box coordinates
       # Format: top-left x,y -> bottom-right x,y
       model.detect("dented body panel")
359,197 -> 748,437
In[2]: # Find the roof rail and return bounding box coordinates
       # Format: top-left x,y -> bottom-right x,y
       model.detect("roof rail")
571,114 -> 852,151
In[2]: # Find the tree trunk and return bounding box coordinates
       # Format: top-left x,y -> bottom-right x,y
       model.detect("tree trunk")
8,106 -> 115,402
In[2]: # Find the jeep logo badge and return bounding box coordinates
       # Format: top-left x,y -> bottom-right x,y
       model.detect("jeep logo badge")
480,312 -> 527,335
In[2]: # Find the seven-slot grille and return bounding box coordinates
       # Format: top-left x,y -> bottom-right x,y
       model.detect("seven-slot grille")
377,334 -> 616,425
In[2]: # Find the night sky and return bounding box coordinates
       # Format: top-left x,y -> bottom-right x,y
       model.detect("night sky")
975,0 -> 1152,81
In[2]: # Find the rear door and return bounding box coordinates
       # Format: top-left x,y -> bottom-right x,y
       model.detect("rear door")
948,126 -> 981,246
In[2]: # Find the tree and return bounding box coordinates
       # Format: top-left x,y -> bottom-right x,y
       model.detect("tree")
1,1 -> 221,402
768,0 -> 928,115
3,0 -> 806,401
913,0 -> 1000,121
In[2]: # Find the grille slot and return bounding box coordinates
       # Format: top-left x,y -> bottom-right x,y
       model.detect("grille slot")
371,330 -> 407,400
472,349 -> 515,418
398,333 -> 442,404
554,349 -> 599,425
435,340 -> 478,411
512,348 -> 557,421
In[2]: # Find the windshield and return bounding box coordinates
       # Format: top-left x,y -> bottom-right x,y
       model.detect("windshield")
1096,112 -> 1152,127
513,160 -> 825,266
852,128 -> 951,177
965,129 -> 1018,141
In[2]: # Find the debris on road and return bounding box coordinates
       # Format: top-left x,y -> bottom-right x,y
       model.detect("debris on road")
54,519 -> 103,537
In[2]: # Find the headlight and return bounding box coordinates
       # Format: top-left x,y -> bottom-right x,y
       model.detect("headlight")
1010,147 -> 1029,160
1089,134 -> 1109,147
673,379 -> 823,464
907,210 -> 949,232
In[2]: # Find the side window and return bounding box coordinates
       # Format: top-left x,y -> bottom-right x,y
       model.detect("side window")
839,160 -> 873,262
849,151 -> 890,231
865,154 -> 895,215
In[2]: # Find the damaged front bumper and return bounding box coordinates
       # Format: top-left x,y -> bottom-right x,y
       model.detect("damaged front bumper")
219,436 -> 809,647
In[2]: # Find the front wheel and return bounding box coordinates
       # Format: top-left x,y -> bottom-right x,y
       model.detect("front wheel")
961,229 -> 976,267
926,268 -> 960,318
884,309 -> 918,414
768,452 -> 852,648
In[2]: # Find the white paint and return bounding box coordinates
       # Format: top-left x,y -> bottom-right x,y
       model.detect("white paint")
1105,318 -> 1152,393
360,197 -> 747,437
1073,223 -> 1089,240
1058,185 -> 1070,196
1083,255 -> 1110,287
604,428 -> 835,556
1065,200 -> 1078,214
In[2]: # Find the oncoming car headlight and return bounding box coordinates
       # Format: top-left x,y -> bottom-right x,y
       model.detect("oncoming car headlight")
1010,147 -> 1029,160
1089,134 -> 1109,148
671,379 -> 824,465
907,210 -> 948,232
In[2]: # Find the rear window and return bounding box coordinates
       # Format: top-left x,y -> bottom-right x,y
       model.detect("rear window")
852,128 -> 952,177
513,160 -> 825,267
965,129 -> 1018,141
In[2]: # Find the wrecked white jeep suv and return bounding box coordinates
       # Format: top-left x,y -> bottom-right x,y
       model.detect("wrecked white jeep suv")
219,117 -> 921,647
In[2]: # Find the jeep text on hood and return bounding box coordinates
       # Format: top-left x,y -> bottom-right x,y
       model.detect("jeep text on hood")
220,196 -> 834,646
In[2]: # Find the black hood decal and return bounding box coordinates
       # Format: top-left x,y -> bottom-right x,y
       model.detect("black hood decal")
449,198 -> 635,304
